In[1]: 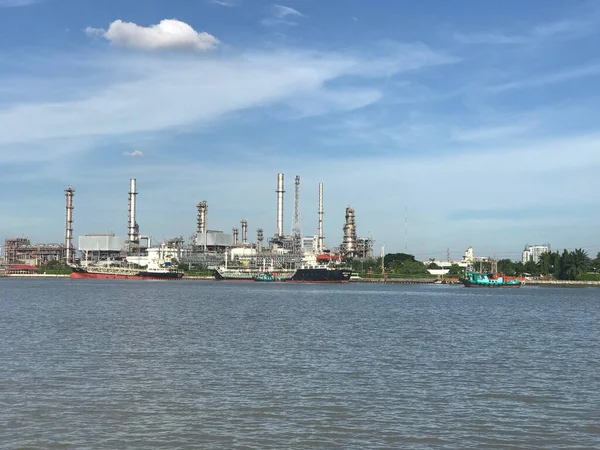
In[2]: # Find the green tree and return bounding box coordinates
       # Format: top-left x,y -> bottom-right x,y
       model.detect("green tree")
537,252 -> 552,276
590,252 -> 600,273
552,251 -> 562,279
447,264 -> 465,277
564,248 -> 589,280
497,259 -> 515,276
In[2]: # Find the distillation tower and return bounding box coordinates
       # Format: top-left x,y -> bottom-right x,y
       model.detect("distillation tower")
196,201 -> 208,251
342,207 -> 358,257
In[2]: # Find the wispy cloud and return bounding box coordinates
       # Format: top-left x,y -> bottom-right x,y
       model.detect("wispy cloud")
209,0 -> 240,6
84,19 -> 219,53
0,0 -> 41,7
0,43 -> 454,159
489,62 -> 600,93
455,14 -> 598,45
261,4 -> 305,27
450,123 -> 535,142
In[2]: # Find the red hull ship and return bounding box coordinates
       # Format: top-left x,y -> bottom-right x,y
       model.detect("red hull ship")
70,246 -> 183,280
70,268 -> 183,280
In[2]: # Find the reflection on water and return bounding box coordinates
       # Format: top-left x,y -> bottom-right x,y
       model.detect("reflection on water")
1,280 -> 599,449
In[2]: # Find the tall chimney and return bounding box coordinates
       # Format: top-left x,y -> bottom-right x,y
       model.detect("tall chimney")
241,220 -> 248,245
257,228 -> 264,253
233,227 -> 239,246
318,182 -> 324,253
276,173 -> 285,237
65,186 -> 75,264
293,176 -> 300,238
128,178 -> 138,243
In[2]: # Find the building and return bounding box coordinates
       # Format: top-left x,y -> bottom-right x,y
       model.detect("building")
301,236 -> 318,253
79,234 -> 127,261
462,246 -> 474,266
6,264 -> 40,274
522,244 -> 551,264
193,230 -> 233,252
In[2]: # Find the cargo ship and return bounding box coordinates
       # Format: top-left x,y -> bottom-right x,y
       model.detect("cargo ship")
215,252 -> 351,283
70,246 -> 183,280
288,253 -> 351,283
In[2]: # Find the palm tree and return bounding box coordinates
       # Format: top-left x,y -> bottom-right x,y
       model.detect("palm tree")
564,248 -> 589,280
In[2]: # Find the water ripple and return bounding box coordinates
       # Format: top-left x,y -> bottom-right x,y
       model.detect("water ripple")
1,280 -> 599,449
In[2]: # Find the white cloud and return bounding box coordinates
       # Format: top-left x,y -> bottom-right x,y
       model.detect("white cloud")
85,19 -> 219,53
125,150 -> 144,158
0,0 -> 40,7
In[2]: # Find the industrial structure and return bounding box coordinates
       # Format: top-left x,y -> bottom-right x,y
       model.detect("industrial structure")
342,207 -> 358,257
65,186 -> 75,264
318,183 -> 324,254
127,178 -> 140,250
241,220 -> 248,246
3,238 -> 66,265
276,173 -> 285,238
3,171 -> 377,271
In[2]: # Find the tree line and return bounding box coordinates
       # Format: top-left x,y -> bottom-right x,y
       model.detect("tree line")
496,249 -> 598,280
348,249 -> 599,280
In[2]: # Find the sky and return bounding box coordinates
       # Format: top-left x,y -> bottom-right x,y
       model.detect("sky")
1,0 -> 600,261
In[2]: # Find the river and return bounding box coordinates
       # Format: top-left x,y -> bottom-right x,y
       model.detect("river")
1,279 -> 599,448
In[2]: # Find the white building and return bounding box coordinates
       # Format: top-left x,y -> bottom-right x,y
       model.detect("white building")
302,236 -> 318,253
522,244 -> 551,264
462,246 -> 474,266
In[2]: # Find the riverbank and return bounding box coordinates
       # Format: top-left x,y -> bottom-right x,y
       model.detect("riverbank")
4,274 -> 600,287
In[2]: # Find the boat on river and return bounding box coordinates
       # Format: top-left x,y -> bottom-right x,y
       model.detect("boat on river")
460,271 -> 521,288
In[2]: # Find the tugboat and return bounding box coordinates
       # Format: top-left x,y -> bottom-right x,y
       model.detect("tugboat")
460,271 -> 521,288
253,272 -> 284,282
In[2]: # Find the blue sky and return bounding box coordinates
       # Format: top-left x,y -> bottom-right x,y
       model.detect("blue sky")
1,0 -> 600,260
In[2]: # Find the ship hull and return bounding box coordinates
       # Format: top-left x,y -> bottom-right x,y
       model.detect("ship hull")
289,268 -> 352,283
460,279 -> 521,288
70,269 -> 183,280
214,269 -> 295,281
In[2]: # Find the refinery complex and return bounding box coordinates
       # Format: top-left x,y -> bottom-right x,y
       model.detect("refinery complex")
1,174 -> 375,270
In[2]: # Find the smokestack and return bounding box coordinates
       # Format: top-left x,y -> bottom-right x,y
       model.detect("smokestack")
276,173 -> 285,237
65,186 -> 75,264
241,220 -> 248,245
257,228 -> 264,253
128,178 -> 138,243
233,227 -> 239,246
318,182 -> 324,253
294,176 -> 300,238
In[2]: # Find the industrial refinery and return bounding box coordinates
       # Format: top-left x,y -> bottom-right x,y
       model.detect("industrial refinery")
1,174 -> 374,273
